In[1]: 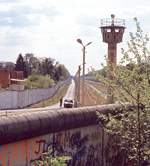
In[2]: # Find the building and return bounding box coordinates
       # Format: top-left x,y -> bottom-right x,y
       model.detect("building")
10,71 -> 24,80
0,69 -> 24,89
0,69 -> 10,88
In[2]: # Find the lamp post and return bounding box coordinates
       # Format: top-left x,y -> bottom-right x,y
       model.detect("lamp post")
77,65 -> 81,105
77,39 -> 92,106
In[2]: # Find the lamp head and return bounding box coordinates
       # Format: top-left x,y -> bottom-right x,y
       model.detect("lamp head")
85,42 -> 92,46
77,39 -> 83,45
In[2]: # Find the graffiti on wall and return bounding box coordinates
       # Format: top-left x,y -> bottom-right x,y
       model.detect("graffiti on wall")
0,126 -> 103,166
104,134 -> 125,166
31,130 -> 102,166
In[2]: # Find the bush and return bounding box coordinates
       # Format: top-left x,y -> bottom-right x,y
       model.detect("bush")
97,18 -> 150,166
25,74 -> 54,89
31,155 -> 71,166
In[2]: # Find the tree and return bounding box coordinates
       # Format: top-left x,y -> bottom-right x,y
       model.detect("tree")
97,18 -> 150,166
15,53 -> 27,77
15,53 -> 25,71
24,53 -> 41,76
15,53 -> 70,82
41,57 -> 55,77
54,64 -> 70,81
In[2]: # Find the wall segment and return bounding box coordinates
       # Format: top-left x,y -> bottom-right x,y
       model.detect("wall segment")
0,104 -> 133,166
0,104 -> 129,145
0,79 -> 70,109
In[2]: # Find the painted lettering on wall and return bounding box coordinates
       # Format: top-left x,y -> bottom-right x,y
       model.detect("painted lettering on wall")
0,126 -> 103,166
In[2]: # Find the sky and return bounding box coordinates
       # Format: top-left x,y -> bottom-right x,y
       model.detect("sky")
0,0 -> 150,74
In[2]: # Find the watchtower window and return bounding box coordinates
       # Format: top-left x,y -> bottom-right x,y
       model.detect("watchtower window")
115,29 -> 119,33
107,29 -> 111,32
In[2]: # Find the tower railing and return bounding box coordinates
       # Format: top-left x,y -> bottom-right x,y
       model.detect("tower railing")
101,18 -> 125,27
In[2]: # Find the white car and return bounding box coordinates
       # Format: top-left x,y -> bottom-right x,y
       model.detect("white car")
63,98 -> 74,108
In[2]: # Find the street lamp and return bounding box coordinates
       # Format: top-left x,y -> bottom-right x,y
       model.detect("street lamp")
77,38 -> 92,106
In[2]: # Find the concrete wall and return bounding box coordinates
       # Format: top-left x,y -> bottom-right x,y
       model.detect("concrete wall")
0,104 -> 132,166
0,125 -> 105,166
0,79 -> 70,109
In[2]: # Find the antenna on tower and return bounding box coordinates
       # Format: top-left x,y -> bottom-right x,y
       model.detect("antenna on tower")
111,14 -> 115,26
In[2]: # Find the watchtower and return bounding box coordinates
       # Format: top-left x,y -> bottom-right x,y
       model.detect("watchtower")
100,14 -> 125,103
100,14 -> 125,66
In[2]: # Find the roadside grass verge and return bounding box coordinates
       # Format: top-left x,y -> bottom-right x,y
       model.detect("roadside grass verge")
77,83 -> 107,107
85,85 -> 107,106
28,82 -> 70,108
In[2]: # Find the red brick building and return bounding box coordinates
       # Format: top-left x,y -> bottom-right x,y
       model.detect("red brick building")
0,70 -> 24,88
0,70 -> 10,88
10,71 -> 24,80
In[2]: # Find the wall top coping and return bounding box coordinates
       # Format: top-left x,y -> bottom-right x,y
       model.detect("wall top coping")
0,103 -> 133,145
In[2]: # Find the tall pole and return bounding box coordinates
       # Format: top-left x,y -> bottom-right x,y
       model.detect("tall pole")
82,46 -> 85,106
76,39 -> 92,106
78,65 -> 81,104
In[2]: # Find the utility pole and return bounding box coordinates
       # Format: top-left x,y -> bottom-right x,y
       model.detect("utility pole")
78,65 -> 81,105
75,65 -> 81,106
77,39 -> 92,106
82,46 -> 85,106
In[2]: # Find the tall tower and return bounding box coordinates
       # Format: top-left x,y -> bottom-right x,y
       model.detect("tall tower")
100,14 -> 125,103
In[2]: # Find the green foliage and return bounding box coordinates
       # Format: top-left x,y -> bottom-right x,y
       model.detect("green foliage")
15,53 -> 26,76
15,53 -> 70,81
97,18 -> 150,165
24,53 -> 41,76
102,18 -> 150,105
54,64 -> 70,82
31,155 -> 71,166
40,57 -> 55,77
25,73 -> 54,89
86,67 -> 107,81
97,107 -> 150,165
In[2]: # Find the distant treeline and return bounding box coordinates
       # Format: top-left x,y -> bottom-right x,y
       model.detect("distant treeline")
15,53 -> 70,82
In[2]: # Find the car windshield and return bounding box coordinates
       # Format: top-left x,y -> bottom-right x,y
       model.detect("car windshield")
64,99 -> 73,103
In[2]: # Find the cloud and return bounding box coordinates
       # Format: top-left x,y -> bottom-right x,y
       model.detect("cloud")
0,0 -> 19,3
77,15 -> 99,27
0,0 -> 150,74
0,5 -> 59,27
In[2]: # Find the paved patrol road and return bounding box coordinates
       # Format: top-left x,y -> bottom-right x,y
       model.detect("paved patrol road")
45,79 -> 75,109
0,79 -> 75,116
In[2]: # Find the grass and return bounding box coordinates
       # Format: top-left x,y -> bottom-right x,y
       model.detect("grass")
86,85 -> 107,105
28,82 -> 70,108
76,83 -> 107,107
